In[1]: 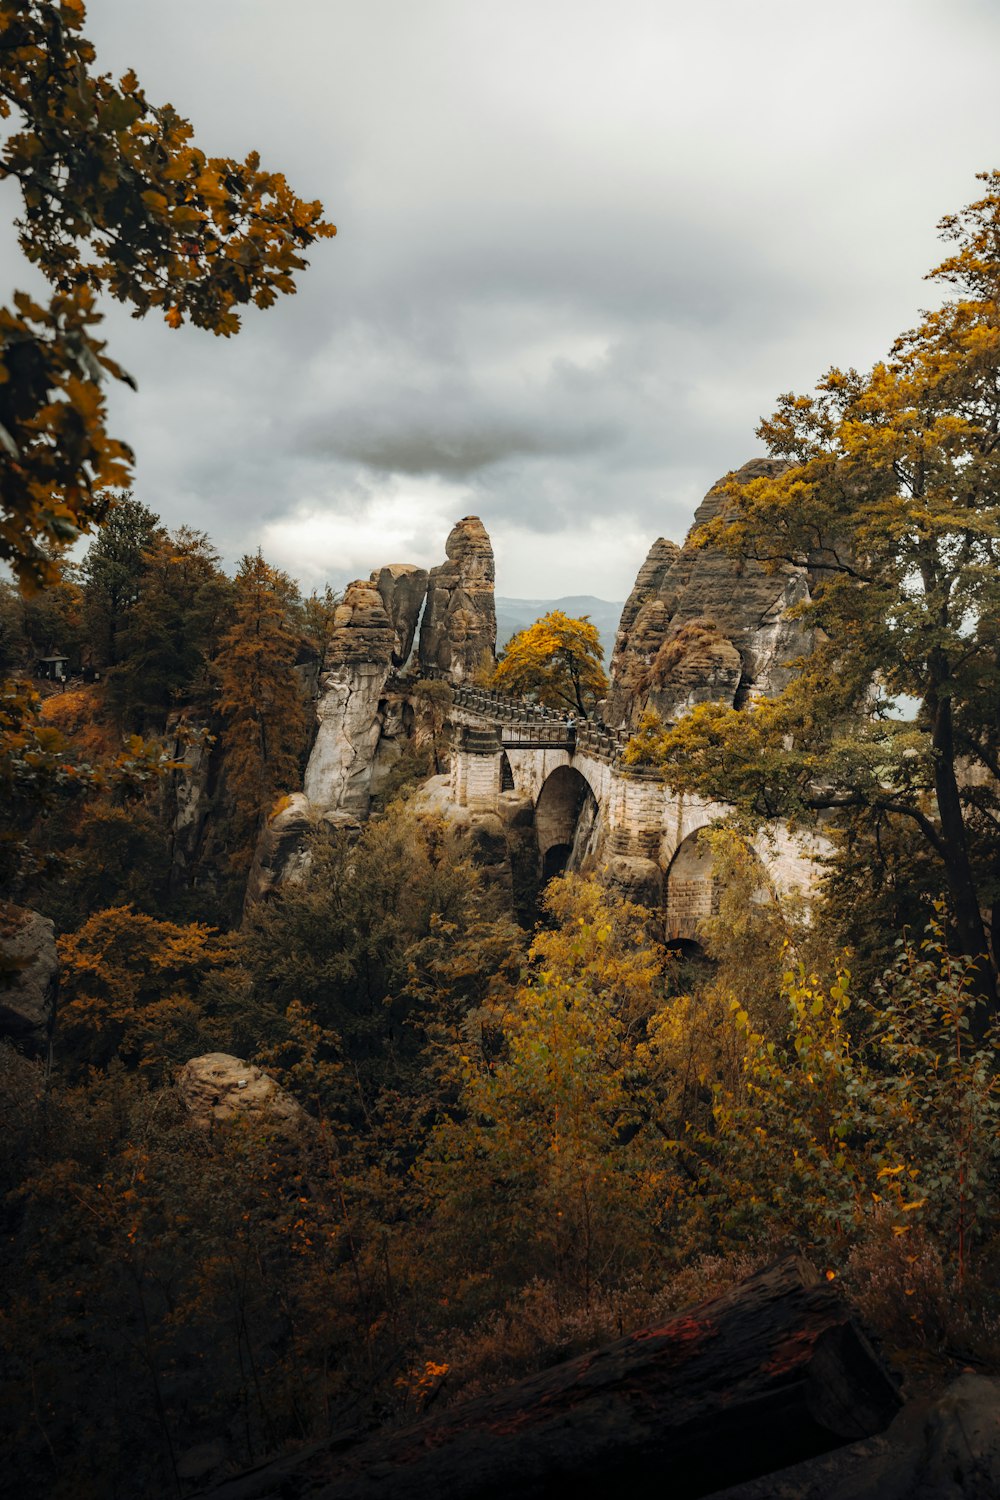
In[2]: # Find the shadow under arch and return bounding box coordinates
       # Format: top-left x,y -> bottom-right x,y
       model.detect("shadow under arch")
535,764 -> 598,883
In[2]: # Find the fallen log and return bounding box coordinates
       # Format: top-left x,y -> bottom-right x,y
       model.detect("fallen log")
201,1257 -> 902,1500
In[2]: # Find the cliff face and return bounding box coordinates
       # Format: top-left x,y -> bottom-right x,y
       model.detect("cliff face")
300,519 -> 495,819
606,459 -> 814,727
0,907 -> 58,1057
372,563 -> 428,668
303,579 -> 398,815
418,517 -> 497,682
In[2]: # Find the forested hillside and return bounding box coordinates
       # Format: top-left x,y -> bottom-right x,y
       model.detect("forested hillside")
1,496 -> 998,1497
2,4 -> 999,1494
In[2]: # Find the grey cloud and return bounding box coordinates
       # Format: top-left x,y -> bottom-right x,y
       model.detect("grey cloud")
6,0 -> 999,593
303,407 -> 621,478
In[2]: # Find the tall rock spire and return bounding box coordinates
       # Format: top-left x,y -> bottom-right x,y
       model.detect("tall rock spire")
418,516 -> 496,683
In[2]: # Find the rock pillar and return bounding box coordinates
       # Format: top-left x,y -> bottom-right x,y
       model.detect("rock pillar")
303,580 -> 396,815
418,517 -> 496,683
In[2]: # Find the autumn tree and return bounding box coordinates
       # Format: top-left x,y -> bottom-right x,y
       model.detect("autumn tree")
0,0 -> 335,590
240,808 -> 524,1125
491,610 -> 608,717
417,877 -> 678,1309
56,903 -> 234,1075
630,173 -> 1000,1011
300,582 -> 342,655
215,552 -> 308,847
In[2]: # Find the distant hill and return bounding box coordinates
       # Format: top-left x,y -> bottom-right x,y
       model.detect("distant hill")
494,596 -> 624,663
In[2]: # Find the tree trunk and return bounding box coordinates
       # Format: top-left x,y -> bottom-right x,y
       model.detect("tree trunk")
201,1257 -> 901,1500
930,688 -> 998,1026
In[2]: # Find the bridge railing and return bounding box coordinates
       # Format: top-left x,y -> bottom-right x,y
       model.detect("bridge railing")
406,671 -> 637,767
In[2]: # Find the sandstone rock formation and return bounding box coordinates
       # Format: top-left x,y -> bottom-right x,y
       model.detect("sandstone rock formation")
0,907 -> 58,1056
371,563 -> 428,668
164,716 -> 214,881
418,516 -> 496,682
303,579 -> 397,815
177,1053 -> 305,1134
606,459 -> 814,728
244,794 -> 361,906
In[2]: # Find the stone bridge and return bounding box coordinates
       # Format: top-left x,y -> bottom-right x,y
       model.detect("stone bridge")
446,683 -> 822,942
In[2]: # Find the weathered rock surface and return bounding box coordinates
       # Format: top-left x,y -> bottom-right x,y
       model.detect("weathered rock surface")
606,459 -> 814,728
163,716 -> 214,879
244,792 -> 316,904
371,564 -> 428,668
706,1373 -> 1000,1500
303,580 -> 397,815
602,852 -> 664,908
0,907 -> 58,1055
418,517 -> 496,683
177,1053 -> 305,1134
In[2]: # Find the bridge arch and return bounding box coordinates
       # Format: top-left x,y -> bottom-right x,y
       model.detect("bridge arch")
664,827 -> 771,945
535,764 -> 599,882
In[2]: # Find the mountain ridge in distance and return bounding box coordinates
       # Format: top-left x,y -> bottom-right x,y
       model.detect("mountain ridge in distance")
494,595 -> 623,663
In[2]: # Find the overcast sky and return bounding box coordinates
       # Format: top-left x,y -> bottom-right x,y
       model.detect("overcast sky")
3,0 -> 999,598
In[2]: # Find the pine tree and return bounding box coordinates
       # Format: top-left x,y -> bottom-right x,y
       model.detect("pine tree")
107,527 -> 231,729
80,492 -> 160,666
215,552 -> 308,848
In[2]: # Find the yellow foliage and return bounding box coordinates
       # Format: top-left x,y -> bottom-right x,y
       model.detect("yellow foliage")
491,610 -> 608,716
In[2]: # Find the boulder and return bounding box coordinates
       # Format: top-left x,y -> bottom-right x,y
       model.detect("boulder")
601,853 -> 664,908
0,907 -> 58,1056
177,1053 -> 305,1134
418,517 -> 497,683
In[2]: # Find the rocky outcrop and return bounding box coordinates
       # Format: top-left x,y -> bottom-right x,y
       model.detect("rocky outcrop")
706,1373 -> 1000,1499
418,517 -> 496,683
244,795 -> 361,906
606,459 -> 814,728
0,907 -> 58,1056
303,580 -> 397,815
177,1053 -> 305,1134
163,717 -> 215,880
371,564 -> 428,668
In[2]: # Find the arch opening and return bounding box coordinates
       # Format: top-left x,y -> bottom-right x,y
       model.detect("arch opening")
664,828 -> 772,945
535,765 -> 598,883
665,829 -> 720,944
499,750 -> 515,792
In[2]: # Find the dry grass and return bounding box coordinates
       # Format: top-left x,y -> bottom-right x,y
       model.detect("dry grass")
431,1250 -> 765,1406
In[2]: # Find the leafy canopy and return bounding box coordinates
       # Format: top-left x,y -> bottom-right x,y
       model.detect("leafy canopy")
627,172 -> 1000,1005
0,0 -> 335,588
215,551 -> 308,848
491,609 -> 608,717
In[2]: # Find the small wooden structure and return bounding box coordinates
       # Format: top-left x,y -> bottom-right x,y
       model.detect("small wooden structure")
35,654 -> 70,682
